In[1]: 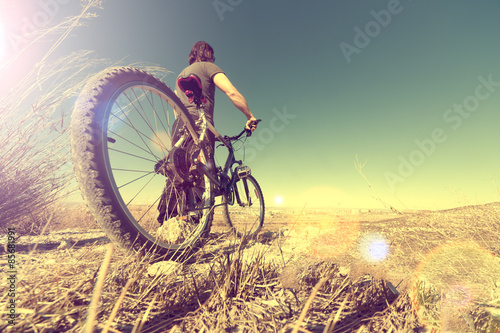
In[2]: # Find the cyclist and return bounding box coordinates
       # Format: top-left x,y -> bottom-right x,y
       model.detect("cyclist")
157,41 -> 258,224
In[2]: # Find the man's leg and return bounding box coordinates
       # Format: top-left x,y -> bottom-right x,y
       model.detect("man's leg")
157,120 -> 214,225
157,179 -> 181,225
157,118 -> 184,225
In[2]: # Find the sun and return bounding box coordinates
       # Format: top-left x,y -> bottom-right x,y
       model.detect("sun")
274,195 -> 284,206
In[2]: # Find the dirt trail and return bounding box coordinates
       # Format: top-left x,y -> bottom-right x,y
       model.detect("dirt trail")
8,207 -> 498,294
2,205 -> 499,332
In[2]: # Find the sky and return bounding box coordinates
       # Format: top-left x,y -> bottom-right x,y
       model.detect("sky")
1,0 -> 500,210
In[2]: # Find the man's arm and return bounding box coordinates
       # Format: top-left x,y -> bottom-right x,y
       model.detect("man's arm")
213,73 -> 257,131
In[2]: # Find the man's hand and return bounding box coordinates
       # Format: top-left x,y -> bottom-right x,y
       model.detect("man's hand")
246,117 -> 258,132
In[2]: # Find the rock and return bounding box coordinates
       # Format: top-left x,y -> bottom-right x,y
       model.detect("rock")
156,217 -> 197,244
257,231 -> 274,243
338,266 -> 350,276
278,267 -> 300,289
57,239 -> 72,250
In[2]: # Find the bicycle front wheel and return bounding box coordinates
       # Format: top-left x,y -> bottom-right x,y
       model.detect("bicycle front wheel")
222,175 -> 264,238
71,67 -> 214,259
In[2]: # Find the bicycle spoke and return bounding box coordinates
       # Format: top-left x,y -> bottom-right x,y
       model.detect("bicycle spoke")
143,89 -> 171,136
115,171 -> 156,190
112,168 -> 153,173
72,67 -> 216,257
125,89 -> 170,153
125,173 -> 157,206
136,194 -> 161,224
108,129 -> 160,157
112,99 -> 160,160
143,90 -> 173,155
129,89 -> 156,134
223,175 -> 263,236
137,88 -> 174,154
108,147 -> 158,163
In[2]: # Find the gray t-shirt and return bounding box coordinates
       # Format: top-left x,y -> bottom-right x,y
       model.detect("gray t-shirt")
175,61 -> 224,126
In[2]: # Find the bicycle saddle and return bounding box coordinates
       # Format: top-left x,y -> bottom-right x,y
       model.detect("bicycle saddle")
177,74 -> 207,106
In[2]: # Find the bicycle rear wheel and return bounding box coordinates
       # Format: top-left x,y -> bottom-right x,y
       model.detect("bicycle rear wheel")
222,175 -> 264,238
71,67 -> 214,259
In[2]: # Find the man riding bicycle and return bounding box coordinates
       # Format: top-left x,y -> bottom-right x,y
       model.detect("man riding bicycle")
157,41 -> 258,224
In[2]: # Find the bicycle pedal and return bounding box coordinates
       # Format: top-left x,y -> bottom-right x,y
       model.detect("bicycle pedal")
236,165 -> 251,179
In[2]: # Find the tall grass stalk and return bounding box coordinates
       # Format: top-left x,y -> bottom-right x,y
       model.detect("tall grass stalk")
0,0 -> 104,233
83,243 -> 114,333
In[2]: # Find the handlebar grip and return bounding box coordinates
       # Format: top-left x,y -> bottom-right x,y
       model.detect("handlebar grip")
246,119 -> 262,137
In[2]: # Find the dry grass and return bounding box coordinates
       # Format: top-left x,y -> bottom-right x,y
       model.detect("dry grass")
0,0 -> 105,234
0,50 -> 87,233
0,0 -> 172,235
0,236 -> 394,332
1,2 -> 500,332
1,203 -> 500,332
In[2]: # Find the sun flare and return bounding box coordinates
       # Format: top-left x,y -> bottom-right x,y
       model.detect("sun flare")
274,195 -> 284,206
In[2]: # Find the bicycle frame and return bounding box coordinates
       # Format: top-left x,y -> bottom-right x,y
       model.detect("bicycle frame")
193,121 -> 243,193
172,99 -> 258,206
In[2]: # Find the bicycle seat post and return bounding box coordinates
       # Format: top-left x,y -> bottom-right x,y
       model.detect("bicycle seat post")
177,74 -> 209,152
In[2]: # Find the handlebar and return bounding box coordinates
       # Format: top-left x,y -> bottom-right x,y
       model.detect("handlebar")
217,119 -> 262,142
245,118 -> 261,137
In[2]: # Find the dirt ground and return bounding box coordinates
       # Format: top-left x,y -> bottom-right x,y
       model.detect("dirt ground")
211,204 -> 500,290
2,203 -> 500,332
6,204 -> 500,295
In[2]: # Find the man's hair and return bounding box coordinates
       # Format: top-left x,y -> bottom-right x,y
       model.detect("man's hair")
188,41 -> 215,65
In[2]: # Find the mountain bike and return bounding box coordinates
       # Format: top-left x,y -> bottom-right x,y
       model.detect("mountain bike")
70,66 -> 264,260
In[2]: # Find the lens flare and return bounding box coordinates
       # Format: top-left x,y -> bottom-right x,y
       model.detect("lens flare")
287,213 -> 360,259
150,130 -> 172,153
358,233 -> 389,263
443,284 -> 472,309
410,242 -> 500,332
